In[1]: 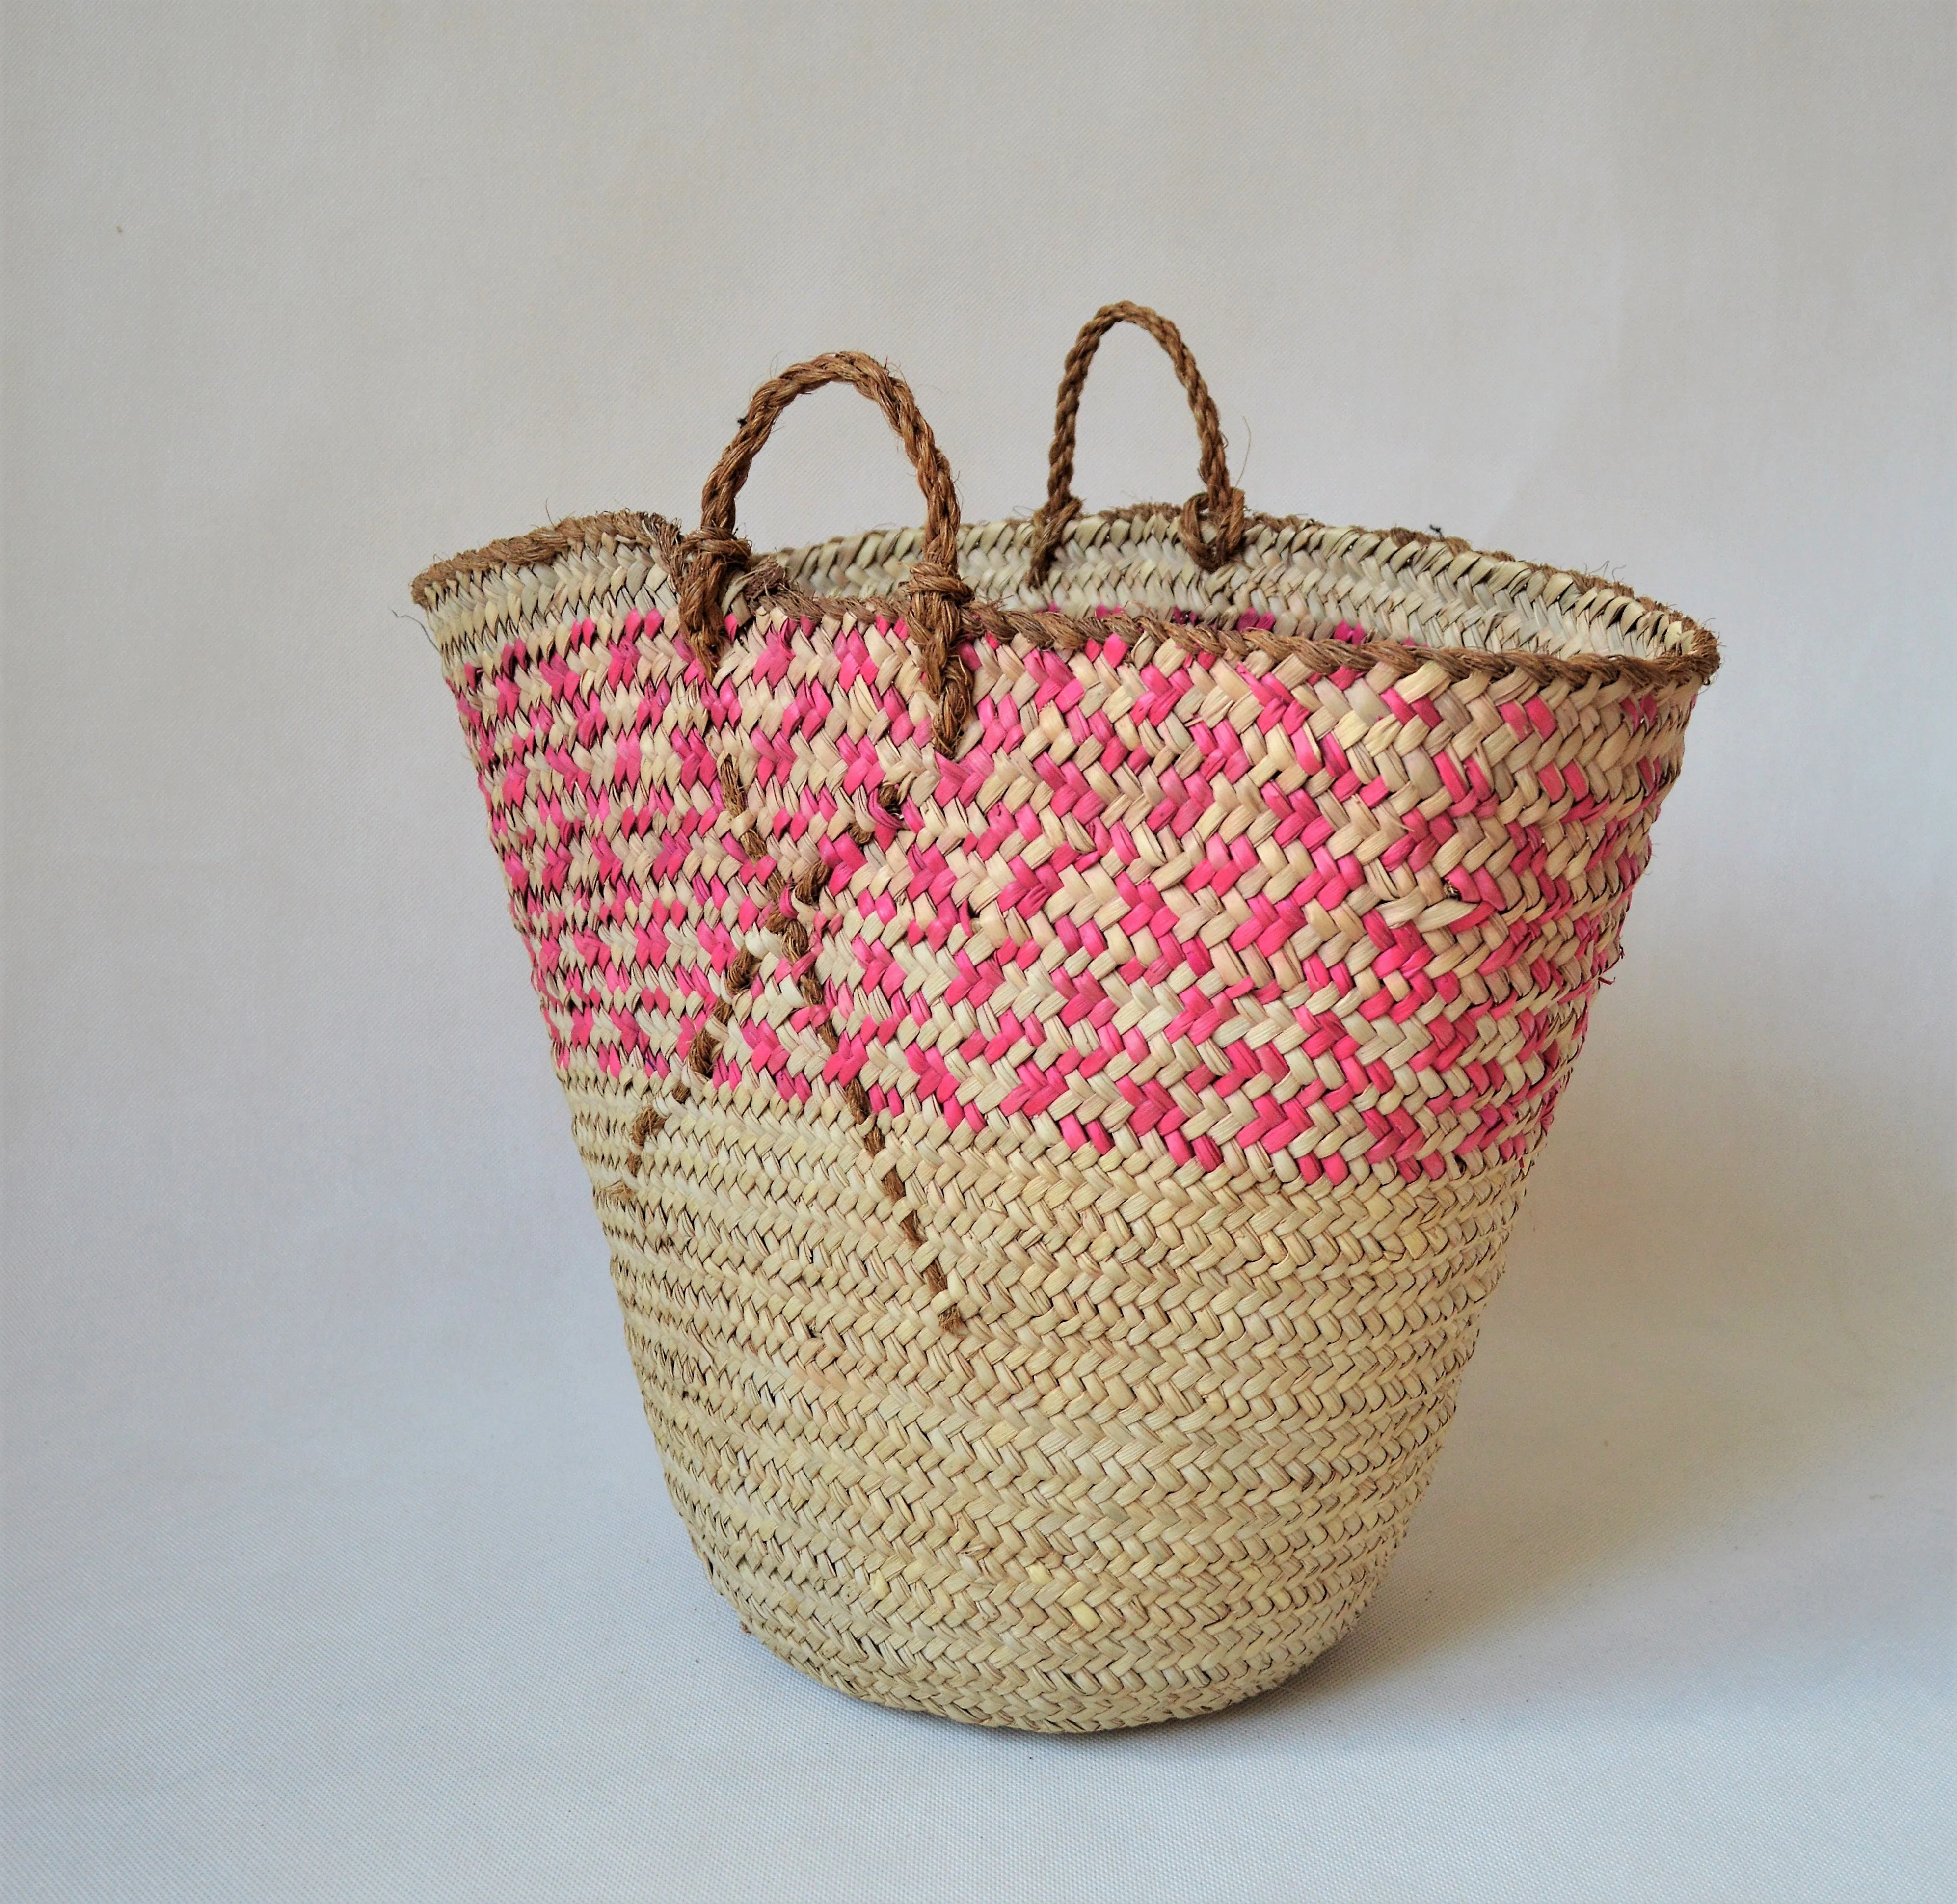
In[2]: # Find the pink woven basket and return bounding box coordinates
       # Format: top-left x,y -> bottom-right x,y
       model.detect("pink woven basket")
411,306 -> 1716,1731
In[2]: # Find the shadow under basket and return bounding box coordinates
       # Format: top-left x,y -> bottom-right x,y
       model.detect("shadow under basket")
410,320 -> 1716,1731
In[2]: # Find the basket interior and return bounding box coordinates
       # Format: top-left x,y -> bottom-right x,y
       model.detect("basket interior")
772,510 -> 1705,668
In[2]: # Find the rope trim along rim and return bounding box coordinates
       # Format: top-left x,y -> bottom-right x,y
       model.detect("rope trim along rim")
411,503 -> 1720,693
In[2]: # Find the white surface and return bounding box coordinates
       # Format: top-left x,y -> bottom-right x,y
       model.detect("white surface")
4,4 -> 1951,1899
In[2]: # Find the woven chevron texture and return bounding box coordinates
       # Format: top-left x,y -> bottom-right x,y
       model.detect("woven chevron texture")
410,316 -> 1715,1731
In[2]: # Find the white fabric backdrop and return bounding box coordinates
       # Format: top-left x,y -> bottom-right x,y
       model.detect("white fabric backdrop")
4,4 -> 1950,1899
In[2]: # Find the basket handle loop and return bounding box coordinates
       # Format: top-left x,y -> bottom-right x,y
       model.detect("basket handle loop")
1026,302 -> 1246,587
680,352 -> 974,755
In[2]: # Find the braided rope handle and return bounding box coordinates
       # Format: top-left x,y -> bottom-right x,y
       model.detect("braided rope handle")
677,352 -> 975,754
1026,302 -> 1246,586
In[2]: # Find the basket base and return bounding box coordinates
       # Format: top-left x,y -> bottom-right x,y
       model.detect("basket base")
577,1078 -> 1521,1732
684,1469 -> 1410,1732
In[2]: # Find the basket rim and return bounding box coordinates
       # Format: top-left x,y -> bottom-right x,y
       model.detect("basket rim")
410,503 -> 1719,690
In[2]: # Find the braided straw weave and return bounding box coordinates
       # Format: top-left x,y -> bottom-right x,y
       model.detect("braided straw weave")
411,309 -> 1716,1731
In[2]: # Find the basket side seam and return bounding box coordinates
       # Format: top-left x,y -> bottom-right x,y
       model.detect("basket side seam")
603,757 -> 964,1335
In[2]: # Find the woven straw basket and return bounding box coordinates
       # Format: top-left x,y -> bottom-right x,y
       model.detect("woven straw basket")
411,306 -> 1716,1731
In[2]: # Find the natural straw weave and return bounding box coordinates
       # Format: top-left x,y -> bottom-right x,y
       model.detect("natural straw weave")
411,308 -> 1716,1732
